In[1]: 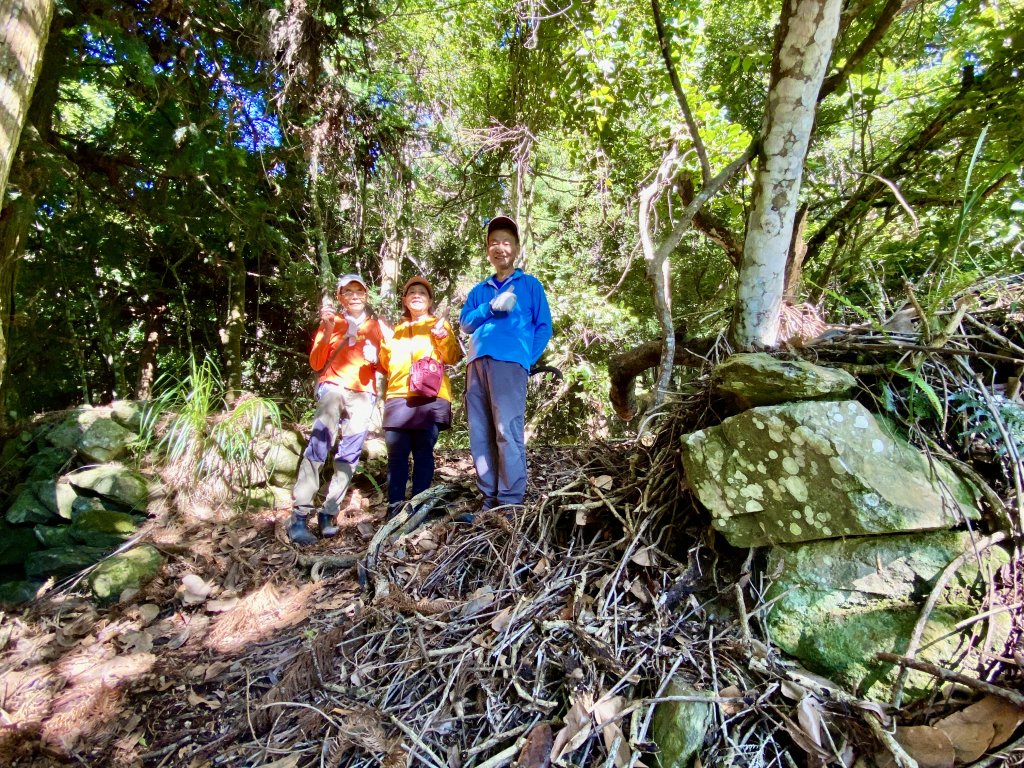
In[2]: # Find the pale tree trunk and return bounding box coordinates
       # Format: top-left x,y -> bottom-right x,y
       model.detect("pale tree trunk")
731,0 -> 842,349
0,0 -> 54,205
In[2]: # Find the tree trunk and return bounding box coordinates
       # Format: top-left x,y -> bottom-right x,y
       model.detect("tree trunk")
220,245 -> 245,400
731,0 -> 842,349
0,0 -> 54,204
136,299 -> 167,400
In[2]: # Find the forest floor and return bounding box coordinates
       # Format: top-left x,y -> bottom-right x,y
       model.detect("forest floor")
2,432 -> 1024,768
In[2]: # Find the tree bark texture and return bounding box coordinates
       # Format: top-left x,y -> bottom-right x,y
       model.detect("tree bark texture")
220,246 -> 245,399
0,0 -> 54,205
731,0 -> 842,349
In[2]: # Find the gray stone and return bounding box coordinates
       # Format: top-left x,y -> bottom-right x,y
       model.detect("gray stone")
71,495 -> 115,517
714,353 -> 857,407
765,531 -> 1011,701
650,680 -> 715,768
110,400 -> 146,432
65,464 -> 149,511
5,487 -> 52,524
87,544 -> 163,602
0,580 -> 39,606
680,400 -> 979,547
24,546 -> 109,579
78,417 -> 138,463
0,523 -> 41,564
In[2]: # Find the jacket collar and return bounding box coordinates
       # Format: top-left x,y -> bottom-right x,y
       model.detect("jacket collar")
485,269 -> 522,289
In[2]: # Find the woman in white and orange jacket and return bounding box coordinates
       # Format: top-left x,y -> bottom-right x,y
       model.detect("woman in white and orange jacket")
379,276 -> 463,518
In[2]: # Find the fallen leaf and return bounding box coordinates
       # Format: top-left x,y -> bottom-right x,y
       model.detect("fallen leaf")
490,606 -> 513,633
796,696 -> 825,747
516,723 -> 553,768
630,548 -> 656,567
138,604 -> 160,625
892,726 -> 954,768
551,692 -> 594,763
591,475 -> 613,490
186,690 -> 221,709
593,695 -> 631,768
934,695 -> 1024,763
533,557 -> 550,577
258,755 -> 299,768
460,587 -> 495,618
119,630 -> 154,654
628,580 -> 651,603
575,508 -> 592,526
205,598 -> 239,613
718,685 -> 744,716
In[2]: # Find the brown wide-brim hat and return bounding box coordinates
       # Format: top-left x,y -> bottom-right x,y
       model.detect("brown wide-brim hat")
402,275 -> 433,301
486,215 -> 519,244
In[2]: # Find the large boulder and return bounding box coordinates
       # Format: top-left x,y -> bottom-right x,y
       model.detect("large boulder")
25,446 -> 73,482
765,531 -> 1010,701
63,464 -> 150,512
87,544 -> 163,602
713,353 -> 857,408
78,417 -> 138,463
650,680 -> 715,768
679,400 -> 979,547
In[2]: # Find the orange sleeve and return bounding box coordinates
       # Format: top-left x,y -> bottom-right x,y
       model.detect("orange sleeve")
433,320 -> 463,365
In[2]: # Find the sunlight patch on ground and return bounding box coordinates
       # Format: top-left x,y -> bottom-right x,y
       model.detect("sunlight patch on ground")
205,581 -> 318,654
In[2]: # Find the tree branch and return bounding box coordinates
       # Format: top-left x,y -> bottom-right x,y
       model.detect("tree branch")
818,0 -> 910,102
650,0 -> 711,185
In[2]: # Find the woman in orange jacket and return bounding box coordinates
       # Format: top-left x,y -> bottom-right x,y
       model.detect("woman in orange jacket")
379,276 -> 463,518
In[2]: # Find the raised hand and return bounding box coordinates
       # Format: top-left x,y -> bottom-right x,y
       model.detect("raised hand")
490,284 -> 517,313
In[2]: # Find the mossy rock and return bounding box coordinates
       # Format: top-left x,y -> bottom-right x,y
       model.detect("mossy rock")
24,546 -> 109,579
766,531 -> 1011,701
650,680 -> 715,768
87,544 -> 164,602
713,353 -> 857,407
110,400 -> 147,432
44,407 -> 103,452
25,446 -> 74,482
33,524 -> 76,549
5,484 -> 59,525
78,417 -> 138,463
64,464 -> 149,511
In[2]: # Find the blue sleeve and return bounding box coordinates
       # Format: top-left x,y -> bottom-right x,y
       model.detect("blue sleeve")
530,279 -> 552,365
459,284 -> 493,333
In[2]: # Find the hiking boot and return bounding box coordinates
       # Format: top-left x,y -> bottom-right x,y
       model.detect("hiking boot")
318,511 -> 340,538
286,510 -> 317,546
386,502 -> 404,521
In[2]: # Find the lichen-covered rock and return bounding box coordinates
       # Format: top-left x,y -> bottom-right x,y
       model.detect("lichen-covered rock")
87,544 -> 163,602
765,531 -> 1010,701
64,464 -> 150,511
24,546 -> 109,579
253,428 -> 303,487
78,417 -> 138,463
650,680 -> 715,768
71,508 -> 139,546
680,400 -> 978,546
714,353 -> 857,407
0,523 -> 41,564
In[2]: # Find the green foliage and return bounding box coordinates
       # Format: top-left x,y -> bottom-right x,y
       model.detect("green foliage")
951,390 -> 1024,460
145,357 -> 281,490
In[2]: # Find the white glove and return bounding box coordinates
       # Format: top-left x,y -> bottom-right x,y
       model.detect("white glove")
490,285 -> 517,313
363,340 -> 378,365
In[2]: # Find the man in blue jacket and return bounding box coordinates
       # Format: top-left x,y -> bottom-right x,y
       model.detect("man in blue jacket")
459,215 -> 552,511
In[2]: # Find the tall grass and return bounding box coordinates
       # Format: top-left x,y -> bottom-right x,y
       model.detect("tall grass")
141,357 -> 282,495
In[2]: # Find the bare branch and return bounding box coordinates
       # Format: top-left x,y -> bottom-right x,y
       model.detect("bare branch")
650,0 -> 711,185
